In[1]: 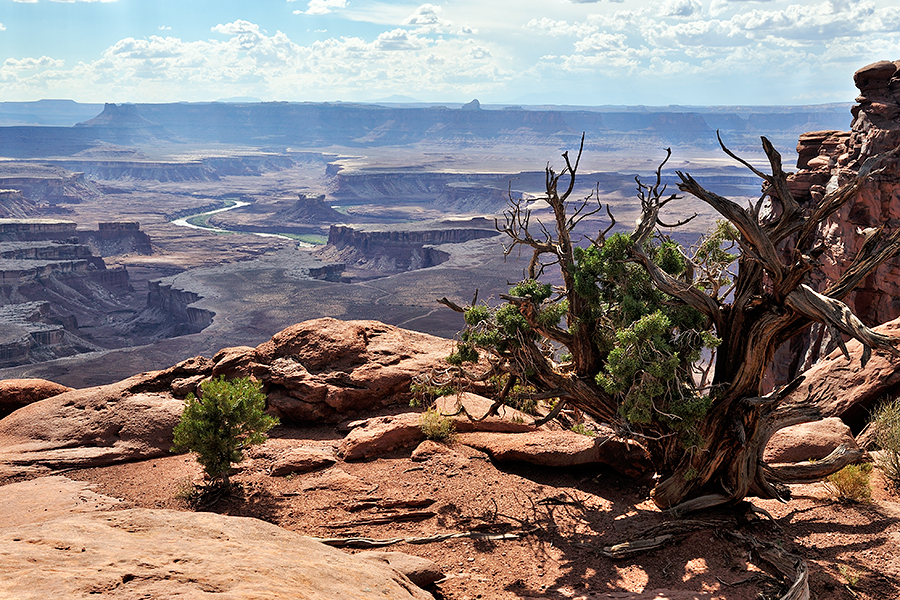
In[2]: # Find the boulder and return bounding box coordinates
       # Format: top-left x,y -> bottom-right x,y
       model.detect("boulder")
0,376 -> 185,478
356,551 -> 443,588
0,506 -> 433,600
411,439 -> 453,462
215,318 -> 455,423
270,447 -> 337,476
339,413 -> 426,460
764,417 -> 858,464
0,378 -> 71,418
455,428 -> 653,478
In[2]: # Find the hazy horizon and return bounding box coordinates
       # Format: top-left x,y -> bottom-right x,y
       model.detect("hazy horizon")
1,0 -> 897,107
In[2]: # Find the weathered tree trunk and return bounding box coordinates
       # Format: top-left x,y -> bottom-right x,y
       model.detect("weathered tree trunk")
468,134 -> 900,516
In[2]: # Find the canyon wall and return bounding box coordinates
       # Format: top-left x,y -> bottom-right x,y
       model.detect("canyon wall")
771,59 -> 900,381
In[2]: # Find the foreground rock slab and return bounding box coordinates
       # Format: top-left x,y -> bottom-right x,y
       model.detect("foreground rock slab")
782,316 -> 900,428
764,417 -> 858,464
0,506 -> 433,600
0,476 -> 122,527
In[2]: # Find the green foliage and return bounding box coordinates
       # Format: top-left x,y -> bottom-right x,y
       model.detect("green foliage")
447,212 -> 726,452
870,397 -> 900,487
420,408 -> 455,442
409,380 -> 457,407
509,279 -> 553,302
693,220 -> 739,296
580,232 -> 718,446
172,376 -> 278,487
824,463 -> 872,503
570,423 -> 596,437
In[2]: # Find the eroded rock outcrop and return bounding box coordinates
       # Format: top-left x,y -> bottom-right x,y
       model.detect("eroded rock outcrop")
777,60 -> 900,378
320,225 -> 498,274
0,356 -> 212,477
213,318 -> 456,423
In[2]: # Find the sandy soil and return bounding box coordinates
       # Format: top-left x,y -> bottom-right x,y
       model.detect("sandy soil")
58,424 -> 900,600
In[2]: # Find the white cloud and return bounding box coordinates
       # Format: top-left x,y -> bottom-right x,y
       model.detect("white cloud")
212,20 -> 263,36
656,0 -> 703,18
294,0 -> 347,16
403,4 -> 450,33
0,22 -> 5,31
374,29 -> 426,51
467,46 -> 491,60
4,56 -> 64,69
159,26 -> 171,31
525,17 -> 597,38
0,18 -> 512,102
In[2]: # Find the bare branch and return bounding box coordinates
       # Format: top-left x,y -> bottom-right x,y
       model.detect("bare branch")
784,284 -> 900,366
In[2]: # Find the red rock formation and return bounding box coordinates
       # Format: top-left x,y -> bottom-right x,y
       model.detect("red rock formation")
0,378 -> 71,418
213,318 -> 456,422
770,60 -> 900,381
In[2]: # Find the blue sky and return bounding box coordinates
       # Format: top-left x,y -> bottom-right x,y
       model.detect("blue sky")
0,0 -> 898,105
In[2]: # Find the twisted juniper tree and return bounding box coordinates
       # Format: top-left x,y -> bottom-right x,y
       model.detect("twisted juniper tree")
442,134 -> 900,516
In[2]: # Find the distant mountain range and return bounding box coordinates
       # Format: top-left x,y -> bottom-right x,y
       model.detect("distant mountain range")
0,99 -> 855,159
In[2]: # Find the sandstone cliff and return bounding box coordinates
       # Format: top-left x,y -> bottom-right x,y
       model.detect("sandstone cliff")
770,60 -> 900,379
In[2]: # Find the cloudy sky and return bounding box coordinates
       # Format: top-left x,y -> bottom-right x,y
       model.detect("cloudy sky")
0,0 -> 898,106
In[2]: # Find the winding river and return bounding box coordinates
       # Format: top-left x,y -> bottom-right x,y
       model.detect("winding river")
171,200 -> 313,245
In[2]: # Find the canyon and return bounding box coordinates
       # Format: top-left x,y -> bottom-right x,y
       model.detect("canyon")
0,80 -> 887,390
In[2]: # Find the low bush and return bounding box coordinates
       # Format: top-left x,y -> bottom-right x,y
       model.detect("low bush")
571,423 -> 597,437
824,463 -> 873,503
420,408 -> 455,442
871,397 -> 900,487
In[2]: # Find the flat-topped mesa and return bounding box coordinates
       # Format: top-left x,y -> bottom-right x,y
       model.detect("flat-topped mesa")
0,218 -> 151,257
322,224 -> 498,275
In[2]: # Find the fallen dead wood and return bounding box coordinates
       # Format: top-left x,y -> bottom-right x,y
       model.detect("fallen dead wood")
600,510 -> 808,600
345,498 -> 436,512
600,518 -> 731,558
310,527 -> 539,548
724,530 -> 809,600
323,510 -> 436,528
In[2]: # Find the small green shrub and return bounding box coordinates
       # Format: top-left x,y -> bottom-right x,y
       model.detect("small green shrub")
420,408 -> 455,442
824,463 -> 872,503
172,376 -> 278,488
871,397 -> 900,487
570,423 -> 596,437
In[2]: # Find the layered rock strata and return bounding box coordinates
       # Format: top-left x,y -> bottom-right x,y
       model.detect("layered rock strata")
321,224 -> 498,275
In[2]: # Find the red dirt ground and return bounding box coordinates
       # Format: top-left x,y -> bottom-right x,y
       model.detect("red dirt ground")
60,424 -> 900,600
